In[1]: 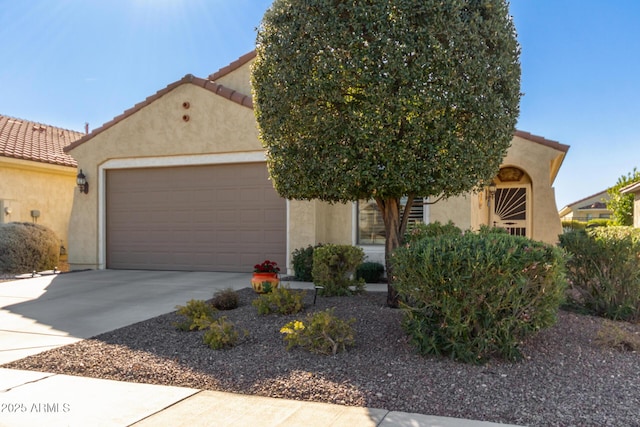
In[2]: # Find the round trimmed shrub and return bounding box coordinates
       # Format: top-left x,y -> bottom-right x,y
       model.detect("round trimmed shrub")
312,244 -> 365,296
0,222 -> 60,274
355,262 -> 385,283
393,232 -> 567,363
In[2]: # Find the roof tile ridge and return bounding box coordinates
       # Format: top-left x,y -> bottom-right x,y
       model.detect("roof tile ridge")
208,51 -> 256,81
65,75 -> 196,153
196,79 -> 253,109
514,129 -> 569,153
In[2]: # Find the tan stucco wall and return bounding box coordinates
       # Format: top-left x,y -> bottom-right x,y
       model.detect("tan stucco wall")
0,157 -> 76,250
66,83 -> 262,269
288,200 -> 317,256
316,202 -> 353,244
634,194 -> 640,228
216,61 -> 253,95
288,200 -> 352,272
430,194 -> 473,230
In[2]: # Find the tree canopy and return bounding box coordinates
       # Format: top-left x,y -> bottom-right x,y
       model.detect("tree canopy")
607,167 -> 640,226
252,0 -> 521,306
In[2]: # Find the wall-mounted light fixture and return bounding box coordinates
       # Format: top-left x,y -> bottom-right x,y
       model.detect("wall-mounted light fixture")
4,206 -> 11,215
77,169 -> 89,194
487,182 -> 497,206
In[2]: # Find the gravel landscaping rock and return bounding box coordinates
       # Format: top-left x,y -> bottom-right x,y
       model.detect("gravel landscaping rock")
3,288 -> 639,426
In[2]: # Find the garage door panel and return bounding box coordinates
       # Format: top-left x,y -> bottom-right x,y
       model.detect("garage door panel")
106,163 -> 286,272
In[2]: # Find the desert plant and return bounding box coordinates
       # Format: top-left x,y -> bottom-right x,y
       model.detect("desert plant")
355,262 -> 385,283
559,227 -> 640,322
291,244 -> 323,281
174,299 -> 216,331
404,221 -> 462,245
252,286 -> 306,315
203,317 -> 246,350
595,320 -> 640,352
280,309 -> 355,355
212,288 -> 240,310
312,244 -> 365,296
393,232 -> 567,364
0,222 -> 60,274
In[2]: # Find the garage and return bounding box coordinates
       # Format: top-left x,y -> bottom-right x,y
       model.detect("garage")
106,163 -> 286,272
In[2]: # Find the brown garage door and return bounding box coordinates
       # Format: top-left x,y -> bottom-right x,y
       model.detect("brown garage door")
106,163 -> 286,272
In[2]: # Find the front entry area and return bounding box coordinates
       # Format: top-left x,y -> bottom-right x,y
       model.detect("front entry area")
105,163 -> 286,272
490,167 -> 531,238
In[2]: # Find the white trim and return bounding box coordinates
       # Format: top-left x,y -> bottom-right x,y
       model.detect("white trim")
100,151 -> 266,170
286,199 -> 291,274
97,151 -> 283,270
351,202 -> 358,245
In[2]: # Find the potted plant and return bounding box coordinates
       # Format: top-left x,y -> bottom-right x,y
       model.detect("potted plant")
251,260 -> 281,293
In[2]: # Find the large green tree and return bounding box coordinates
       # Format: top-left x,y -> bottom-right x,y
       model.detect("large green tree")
252,0 -> 521,307
607,168 -> 640,226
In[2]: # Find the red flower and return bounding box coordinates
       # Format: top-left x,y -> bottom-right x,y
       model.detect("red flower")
253,260 -> 280,273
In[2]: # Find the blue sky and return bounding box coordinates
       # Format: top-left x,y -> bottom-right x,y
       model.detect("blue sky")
1,0 -> 638,209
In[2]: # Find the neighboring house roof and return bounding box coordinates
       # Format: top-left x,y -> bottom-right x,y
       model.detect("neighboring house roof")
558,190 -> 610,217
0,114 -> 81,168
578,201 -> 607,210
621,181 -> 640,195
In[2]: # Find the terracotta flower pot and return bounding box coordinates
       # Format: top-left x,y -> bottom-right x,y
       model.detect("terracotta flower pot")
251,272 -> 280,293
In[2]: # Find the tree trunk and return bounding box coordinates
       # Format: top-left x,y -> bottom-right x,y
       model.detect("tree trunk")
376,196 -> 414,308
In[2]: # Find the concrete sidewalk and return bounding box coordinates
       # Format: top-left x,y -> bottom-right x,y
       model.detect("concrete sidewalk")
0,369 -> 519,427
0,271 -> 521,427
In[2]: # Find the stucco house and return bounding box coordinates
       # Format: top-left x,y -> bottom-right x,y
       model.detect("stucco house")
0,114 -> 83,252
558,190 -> 611,223
620,182 -> 640,228
63,52 -> 569,273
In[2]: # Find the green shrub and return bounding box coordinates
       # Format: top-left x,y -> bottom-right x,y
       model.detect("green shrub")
476,224 -> 509,235
562,220 -> 587,232
280,309 -> 355,355
291,244 -> 323,281
0,222 -> 60,274
174,299 -> 216,331
393,232 -> 567,363
355,261 -> 385,283
586,218 -> 611,228
252,286 -> 306,315
312,244 -> 365,296
404,220 -> 462,245
559,227 -> 640,322
203,317 -> 246,350
212,288 -> 239,310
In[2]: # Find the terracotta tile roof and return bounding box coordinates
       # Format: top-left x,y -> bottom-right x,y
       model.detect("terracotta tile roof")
514,130 -> 570,153
0,114 -> 81,167
65,74 -> 253,153
208,51 -> 256,81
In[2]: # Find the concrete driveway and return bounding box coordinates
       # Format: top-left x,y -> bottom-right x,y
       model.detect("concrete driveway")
0,270 -> 312,364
